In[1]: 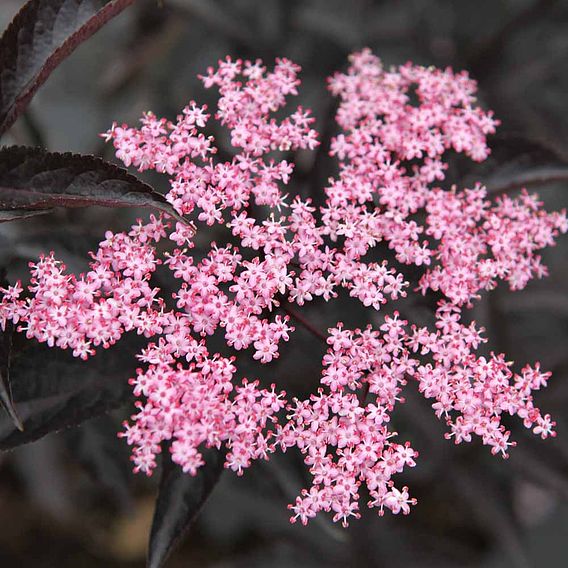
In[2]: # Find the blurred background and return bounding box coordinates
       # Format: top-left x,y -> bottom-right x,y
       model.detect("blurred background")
1,0 -> 568,566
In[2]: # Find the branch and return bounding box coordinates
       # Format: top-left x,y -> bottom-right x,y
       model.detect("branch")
487,168 -> 568,195
281,303 -> 328,344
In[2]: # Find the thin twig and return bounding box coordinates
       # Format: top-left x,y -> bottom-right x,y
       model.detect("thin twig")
281,303 -> 327,344
487,169 -> 568,195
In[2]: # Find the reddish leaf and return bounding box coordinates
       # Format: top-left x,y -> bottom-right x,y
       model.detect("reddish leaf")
0,145 -> 184,221
0,0 -> 135,134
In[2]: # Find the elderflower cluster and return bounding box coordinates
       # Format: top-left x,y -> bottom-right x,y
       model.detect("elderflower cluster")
1,50 -> 566,527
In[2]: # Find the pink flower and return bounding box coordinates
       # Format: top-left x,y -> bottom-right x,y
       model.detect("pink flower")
2,50 -> 565,528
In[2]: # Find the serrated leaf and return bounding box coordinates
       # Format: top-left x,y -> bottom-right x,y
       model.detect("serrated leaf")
0,334 -> 144,450
148,447 -> 226,568
0,0 -> 135,135
0,145 -> 184,221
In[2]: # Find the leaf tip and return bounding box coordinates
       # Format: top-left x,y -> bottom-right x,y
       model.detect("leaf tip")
2,400 -> 24,431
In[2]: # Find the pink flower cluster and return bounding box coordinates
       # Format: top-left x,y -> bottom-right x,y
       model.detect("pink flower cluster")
124,353 -> 286,476
104,57 -> 318,222
325,50 -> 566,305
409,303 -> 555,452
280,304 -> 555,525
281,315 -> 418,526
0,218 -> 166,360
1,50 -> 566,527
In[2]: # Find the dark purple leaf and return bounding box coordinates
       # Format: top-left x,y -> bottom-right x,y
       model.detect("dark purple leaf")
0,334 -> 144,450
0,270 -> 23,431
0,321 -> 23,432
0,0 -> 135,134
148,447 -> 226,568
0,208 -> 52,222
0,145 -> 184,221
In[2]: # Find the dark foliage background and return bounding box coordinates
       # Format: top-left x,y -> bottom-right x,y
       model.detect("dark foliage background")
0,1 -> 568,567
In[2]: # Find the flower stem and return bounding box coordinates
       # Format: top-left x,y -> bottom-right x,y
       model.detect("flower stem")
281,303 -> 327,344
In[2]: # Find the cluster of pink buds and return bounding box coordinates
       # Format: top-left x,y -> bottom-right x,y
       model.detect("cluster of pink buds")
1,49 -> 566,527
